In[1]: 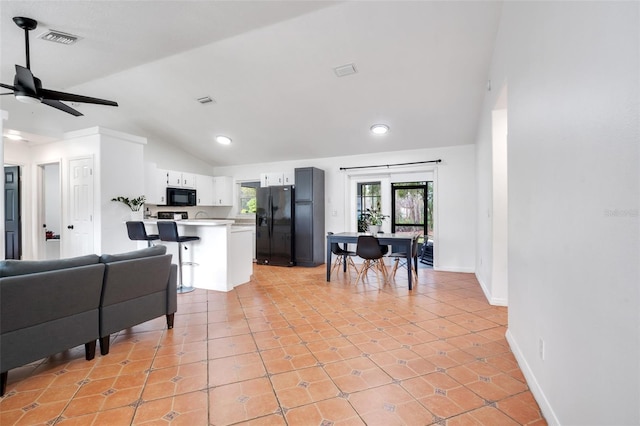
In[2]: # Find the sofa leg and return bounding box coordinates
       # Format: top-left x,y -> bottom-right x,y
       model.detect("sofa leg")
1,371 -> 7,397
99,336 -> 110,356
166,313 -> 175,329
85,340 -> 97,360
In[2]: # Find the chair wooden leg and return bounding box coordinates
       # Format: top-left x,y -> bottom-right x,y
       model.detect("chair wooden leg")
375,260 -> 387,285
391,258 -> 400,278
355,260 -> 370,284
347,257 -> 359,278
331,256 -> 342,275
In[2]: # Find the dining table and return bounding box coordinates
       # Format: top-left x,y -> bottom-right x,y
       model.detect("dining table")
326,232 -> 420,290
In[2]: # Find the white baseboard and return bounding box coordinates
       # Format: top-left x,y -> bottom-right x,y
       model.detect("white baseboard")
505,329 -> 560,426
433,265 -> 475,273
475,273 -> 508,306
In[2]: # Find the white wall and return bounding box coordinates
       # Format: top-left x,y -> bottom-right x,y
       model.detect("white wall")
478,2 -> 639,424
97,129 -> 146,254
6,127 -> 147,258
215,144 -> 476,273
144,137 -> 214,176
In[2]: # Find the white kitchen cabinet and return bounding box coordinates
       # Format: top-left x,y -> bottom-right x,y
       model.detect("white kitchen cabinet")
145,167 -> 168,205
260,172 -> 295,187
181,173 -> 196,188
283,171 -> 295,185
196,174 -> 214,206
166,170 -> 196,188
212,176 -> 233,206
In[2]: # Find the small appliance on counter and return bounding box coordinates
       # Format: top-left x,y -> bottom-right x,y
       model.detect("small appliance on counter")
157,211 -> 189,220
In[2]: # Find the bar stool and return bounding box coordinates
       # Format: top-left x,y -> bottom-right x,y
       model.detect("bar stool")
126,221 -> 159,247
157,221 -> 200,294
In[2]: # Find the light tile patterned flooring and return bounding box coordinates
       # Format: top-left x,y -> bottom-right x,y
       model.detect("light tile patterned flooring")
0,264 -> 546,425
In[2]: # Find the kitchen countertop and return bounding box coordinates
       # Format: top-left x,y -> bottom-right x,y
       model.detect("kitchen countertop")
143,219 -> 234,226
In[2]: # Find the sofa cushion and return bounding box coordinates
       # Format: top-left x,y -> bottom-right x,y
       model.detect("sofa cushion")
99,245 -> 167,263
0,254 -> 100,277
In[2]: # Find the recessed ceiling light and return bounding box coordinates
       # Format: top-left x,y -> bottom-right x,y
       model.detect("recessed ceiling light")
5,133 -> 22,141
370,124 -> 389,135
216,135 -> 232,145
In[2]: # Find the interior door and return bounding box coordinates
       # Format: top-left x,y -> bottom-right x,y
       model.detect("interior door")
67,158 -> 94,257
4,166 -> 21,259
391,182 -> 427,236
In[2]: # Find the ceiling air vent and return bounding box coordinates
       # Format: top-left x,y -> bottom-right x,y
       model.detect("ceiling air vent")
39,30 -> 80,45
197,96 -> 215,104
334,63 -> 357,77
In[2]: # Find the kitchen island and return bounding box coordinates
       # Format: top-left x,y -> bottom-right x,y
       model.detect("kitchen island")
142,219 -> 253,292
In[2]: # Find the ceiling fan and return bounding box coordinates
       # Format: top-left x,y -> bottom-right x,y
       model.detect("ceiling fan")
0,16 -> 118,116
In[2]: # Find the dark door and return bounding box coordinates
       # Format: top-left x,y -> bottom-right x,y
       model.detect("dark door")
5,166 -> 21,259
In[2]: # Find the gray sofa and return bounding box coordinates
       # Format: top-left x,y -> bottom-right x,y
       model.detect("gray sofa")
0,245 -> 177,396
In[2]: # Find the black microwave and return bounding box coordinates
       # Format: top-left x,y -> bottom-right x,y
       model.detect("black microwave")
166,187 -> 196,206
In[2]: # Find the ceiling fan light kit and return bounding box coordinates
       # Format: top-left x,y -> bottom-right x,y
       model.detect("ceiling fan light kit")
0,16 -> 118,116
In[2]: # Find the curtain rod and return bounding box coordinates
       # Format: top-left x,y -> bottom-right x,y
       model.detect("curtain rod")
339,159 -> 441,171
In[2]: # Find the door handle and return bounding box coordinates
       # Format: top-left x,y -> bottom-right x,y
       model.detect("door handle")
67,225 -> 74,230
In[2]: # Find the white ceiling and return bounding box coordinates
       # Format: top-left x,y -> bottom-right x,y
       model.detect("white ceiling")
0,1 -> 502,167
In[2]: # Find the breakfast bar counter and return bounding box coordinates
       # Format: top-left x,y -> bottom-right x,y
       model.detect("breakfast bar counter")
142,219 -> 253,292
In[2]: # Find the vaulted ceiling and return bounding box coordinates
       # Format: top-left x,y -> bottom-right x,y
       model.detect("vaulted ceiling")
0,1 -> 502,166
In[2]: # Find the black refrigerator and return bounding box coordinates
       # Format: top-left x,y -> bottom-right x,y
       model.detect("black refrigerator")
256,185 -> 295,266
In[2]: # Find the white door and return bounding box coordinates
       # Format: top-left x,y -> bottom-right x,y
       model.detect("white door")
67,158 -> 94,257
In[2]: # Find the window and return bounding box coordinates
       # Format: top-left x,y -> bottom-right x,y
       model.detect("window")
239,181 -> 260,214
391,181 -> 426,236
391,181 -> 433,238
356,182 -> 381,232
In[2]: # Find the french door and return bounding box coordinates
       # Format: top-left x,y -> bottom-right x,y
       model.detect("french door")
391,181 -> 432,238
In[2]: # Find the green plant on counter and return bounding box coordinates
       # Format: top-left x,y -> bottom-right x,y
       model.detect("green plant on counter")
111,195 -> 146,211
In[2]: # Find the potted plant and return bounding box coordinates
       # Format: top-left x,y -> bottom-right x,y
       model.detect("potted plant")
112,195 -> 146,220
362,208 -> 389,234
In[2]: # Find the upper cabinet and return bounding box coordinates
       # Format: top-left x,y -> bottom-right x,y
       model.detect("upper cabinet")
260,171 -> 295,187
212,176 -> 233,206
166,170 -> 195,188
195,174 -> 232,206
195,174 -> 214,206
145,167 -> 168,205
145,164 -> 232,206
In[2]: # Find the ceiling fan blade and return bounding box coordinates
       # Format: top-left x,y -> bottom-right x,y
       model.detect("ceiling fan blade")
40,88 -> 118,107
0,82 -> 16,91
15,64 -> 37,93
42,99 -> 83,116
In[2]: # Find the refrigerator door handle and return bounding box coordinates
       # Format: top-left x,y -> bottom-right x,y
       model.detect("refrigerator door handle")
269,195 -> 273,238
